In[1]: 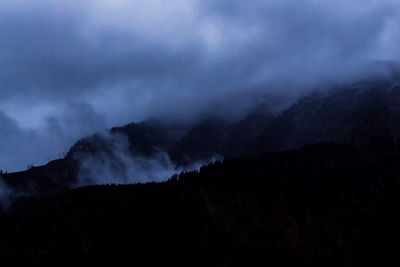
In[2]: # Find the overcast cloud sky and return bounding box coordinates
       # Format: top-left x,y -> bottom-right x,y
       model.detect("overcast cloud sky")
0,0 -> 399,171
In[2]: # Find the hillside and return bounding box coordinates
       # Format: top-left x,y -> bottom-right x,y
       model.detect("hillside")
1,142 -> 400,266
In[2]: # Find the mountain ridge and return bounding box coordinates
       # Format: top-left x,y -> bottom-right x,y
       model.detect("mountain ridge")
2,73 -> 400,197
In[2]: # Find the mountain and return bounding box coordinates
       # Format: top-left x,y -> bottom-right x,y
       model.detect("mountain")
2,71 -> 400,196
250,78 -> 400,155
2,67 -> 400,266
70,120 -> 176,158
220,103 -> 274,158
3,157 -> 78,194
169,118 -> 232,166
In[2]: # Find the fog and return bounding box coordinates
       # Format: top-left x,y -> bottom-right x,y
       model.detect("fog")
74,132 -> 220,187
0,0 -> 399,171
0,175 -> 13,208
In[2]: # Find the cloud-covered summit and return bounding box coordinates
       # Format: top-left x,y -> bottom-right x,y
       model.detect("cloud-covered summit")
0,0 -> 399,171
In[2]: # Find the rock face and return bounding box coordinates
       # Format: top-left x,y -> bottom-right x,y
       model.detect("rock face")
250,78 -> 400,155
220,103 -> 274,158
169,118 -> 232,166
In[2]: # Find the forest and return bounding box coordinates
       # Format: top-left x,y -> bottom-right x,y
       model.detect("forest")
1,142 -> 400,266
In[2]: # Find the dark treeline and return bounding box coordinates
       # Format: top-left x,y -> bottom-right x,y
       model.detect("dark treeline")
2,142 -> 400,266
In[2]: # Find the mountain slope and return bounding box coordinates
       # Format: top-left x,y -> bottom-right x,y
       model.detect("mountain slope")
3,74 -> 400,196
2,143 -> 400,266
249,78 -> 400,155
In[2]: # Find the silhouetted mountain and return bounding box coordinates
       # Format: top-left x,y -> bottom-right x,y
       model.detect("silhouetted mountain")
3,157 -> 78,194
250,78 -> 400,155
221,103 -> 275,158
3,72 -> 400,197
70,120 -> 175,158
2,67 -> 400,266
169,118 -> 232,166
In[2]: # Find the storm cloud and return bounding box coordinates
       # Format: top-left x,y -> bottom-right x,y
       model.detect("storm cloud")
0,0 -> 399,171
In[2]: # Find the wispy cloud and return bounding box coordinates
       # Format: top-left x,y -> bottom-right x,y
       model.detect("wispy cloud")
0,0 -> 399,171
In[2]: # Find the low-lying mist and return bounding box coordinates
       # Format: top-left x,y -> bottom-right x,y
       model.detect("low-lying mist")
74,133 -> 220,187
0,175 -> 13,209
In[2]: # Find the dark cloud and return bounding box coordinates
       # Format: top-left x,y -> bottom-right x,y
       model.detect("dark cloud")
0,0 -> 399,171
0,103 -> 105,171
0,110 -> 19,136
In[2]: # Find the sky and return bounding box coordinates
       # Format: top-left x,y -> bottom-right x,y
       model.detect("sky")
0,0 -> 399,171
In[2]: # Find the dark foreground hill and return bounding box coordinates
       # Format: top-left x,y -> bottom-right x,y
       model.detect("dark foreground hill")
2,142 -> 400,266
